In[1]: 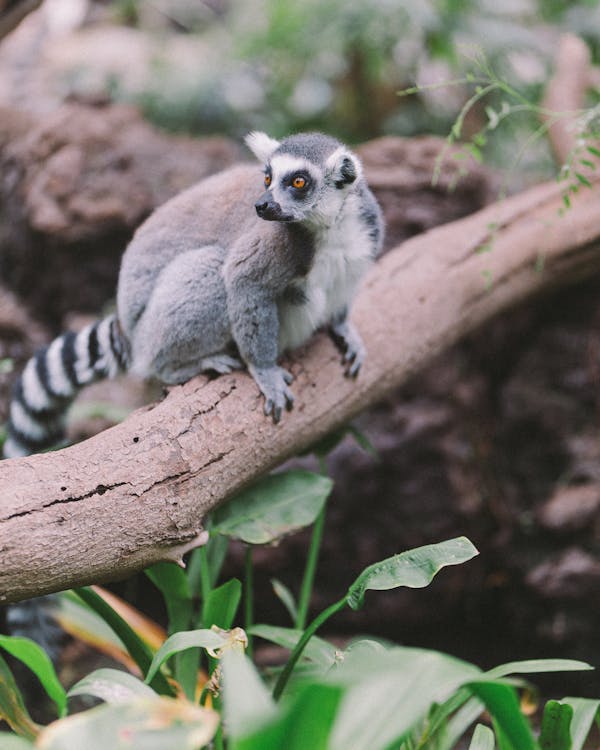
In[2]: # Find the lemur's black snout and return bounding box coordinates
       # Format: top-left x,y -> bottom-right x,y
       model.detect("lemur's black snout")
255,191 -> 291,221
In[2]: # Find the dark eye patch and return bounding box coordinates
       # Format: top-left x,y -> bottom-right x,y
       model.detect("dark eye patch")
283,170 -> 313,198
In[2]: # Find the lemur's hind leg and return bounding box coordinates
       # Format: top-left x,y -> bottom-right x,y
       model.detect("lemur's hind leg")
129,245 -> 238,384
161,353 -> 243,385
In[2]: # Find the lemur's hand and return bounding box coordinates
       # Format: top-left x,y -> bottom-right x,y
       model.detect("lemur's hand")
330,319 -> 366,378
249,365 -> 294,423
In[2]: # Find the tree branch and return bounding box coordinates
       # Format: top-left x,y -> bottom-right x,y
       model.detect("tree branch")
542,33 -> 592,165
2,177 -> 600,603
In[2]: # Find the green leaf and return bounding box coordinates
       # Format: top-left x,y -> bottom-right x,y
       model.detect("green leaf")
145,562 -> 197,699
0,654 -> 39,740
468,723 -> 495,750
145,562 -> 191,605
221,651 -> 277,740
346,537 -> 479,610
249,625 -> 338,668
0,636 -> 66,718
36,698 -> 219,750
203,578 -> 242,630
67,668 -> 156,704
443,696 -> 486,750
539,700 -> 573,750
574,172 -> 592,188
73,587 -> 174,697
234,683 -> 344,750
328,645 -> 481,750
587,145 -> 600,158
212,470 -> 333,544
0,733 -> 35,748
271,579 -> 298,623
467,682 -> 536,750
347,425 -> 378,457
560,698 -> 599,750
486,660 -> 593,679
144,629 -> 228,685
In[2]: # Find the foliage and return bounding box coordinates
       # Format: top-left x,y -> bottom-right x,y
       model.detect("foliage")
101,0 -> 600,147
0,456 -> 598,747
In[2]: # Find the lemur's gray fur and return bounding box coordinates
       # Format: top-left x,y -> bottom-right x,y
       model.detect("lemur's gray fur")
3,131 -> 384,459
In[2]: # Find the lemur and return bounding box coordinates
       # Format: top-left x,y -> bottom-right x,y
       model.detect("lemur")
3,131 -> 384,460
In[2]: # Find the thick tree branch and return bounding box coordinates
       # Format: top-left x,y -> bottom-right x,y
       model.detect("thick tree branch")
2,178 -> 600,603
543,33 -> 593,164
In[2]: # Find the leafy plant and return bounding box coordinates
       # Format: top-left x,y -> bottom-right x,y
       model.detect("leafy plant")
0,461 -> 597,748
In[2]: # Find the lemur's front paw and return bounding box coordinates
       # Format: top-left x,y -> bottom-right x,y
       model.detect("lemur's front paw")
249,365 -> 294,423
331,320 -> 365,378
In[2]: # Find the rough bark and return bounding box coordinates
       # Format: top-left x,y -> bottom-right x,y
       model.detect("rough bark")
2,177 -> 600,603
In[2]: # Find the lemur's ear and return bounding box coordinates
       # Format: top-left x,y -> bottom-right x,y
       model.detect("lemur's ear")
325,147 -> 362,189
244,131 -> 281,163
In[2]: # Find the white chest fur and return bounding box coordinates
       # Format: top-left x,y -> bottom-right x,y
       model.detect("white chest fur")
278,195 -> 373,352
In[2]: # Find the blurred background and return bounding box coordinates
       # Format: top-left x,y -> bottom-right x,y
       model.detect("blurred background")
1,0 -> 600,177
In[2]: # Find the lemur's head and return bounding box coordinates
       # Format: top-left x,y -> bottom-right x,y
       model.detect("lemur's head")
245,131 -> 363,226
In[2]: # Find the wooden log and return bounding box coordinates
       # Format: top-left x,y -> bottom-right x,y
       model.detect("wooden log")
2,176 -> 600,603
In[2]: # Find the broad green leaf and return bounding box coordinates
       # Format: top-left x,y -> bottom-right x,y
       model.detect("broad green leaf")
467,682 -> 536,750
68,668 -> 156,704
328,645 -> 481,750
0,654 -> 39,740
486,660 -> 593,679
234,683 -> 344,750
144,630 -> 228,685
469,723 -> 495,750
0,636 -> 66,718
562,698 -> 600,750
249,625 -> 338,668
0,733 -> 35,748
37,698 -> 218,750
145,562 -> 191,612
73,587 -> 173,697
271,579 -> 298,623
222,651 -> 277,739
203,579 -> 242,630
212,470 -> 333,544
539,700 -> 573,750
346,537 -> 478,610
187,531 -> 229,592
145,563 -> 196,699
443,696 -> 485,750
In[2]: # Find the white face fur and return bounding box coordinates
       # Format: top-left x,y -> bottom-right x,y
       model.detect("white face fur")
245,131 -> 363,226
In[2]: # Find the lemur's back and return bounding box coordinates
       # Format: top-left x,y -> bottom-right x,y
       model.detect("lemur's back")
117,163 -> 263,337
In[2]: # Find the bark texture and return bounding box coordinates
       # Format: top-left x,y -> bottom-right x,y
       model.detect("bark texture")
2,177 -> 600,603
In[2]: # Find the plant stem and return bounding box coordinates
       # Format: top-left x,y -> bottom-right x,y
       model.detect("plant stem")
244,546 -> 254,658
214,722 -> 225,750
199,545 -> 212,626
273,596 -> 346,701
295,506 -> 326,630
295,454 -> 329,630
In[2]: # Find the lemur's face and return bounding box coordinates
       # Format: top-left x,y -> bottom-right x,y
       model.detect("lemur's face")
245,132 -> 361,226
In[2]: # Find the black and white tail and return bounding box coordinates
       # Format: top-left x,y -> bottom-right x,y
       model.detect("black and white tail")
3,314 -> 128,459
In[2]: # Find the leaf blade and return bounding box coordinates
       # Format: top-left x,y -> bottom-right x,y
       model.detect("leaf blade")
346,537 -> 478,610
67,668 -> 156,705
0,636 -> 66,718
212,470 -> 333,544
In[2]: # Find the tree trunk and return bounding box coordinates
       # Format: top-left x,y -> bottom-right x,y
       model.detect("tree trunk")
2,177 -> 600,603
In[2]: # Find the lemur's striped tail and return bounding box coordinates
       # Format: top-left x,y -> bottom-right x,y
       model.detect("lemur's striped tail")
3,314 -> 128,459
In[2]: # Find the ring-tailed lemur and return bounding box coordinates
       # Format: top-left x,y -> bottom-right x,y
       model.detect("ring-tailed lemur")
3,131 -> 384,459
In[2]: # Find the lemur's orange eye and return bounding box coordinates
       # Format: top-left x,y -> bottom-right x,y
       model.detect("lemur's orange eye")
264,174 -> 272,188
292,176 -> 306,189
